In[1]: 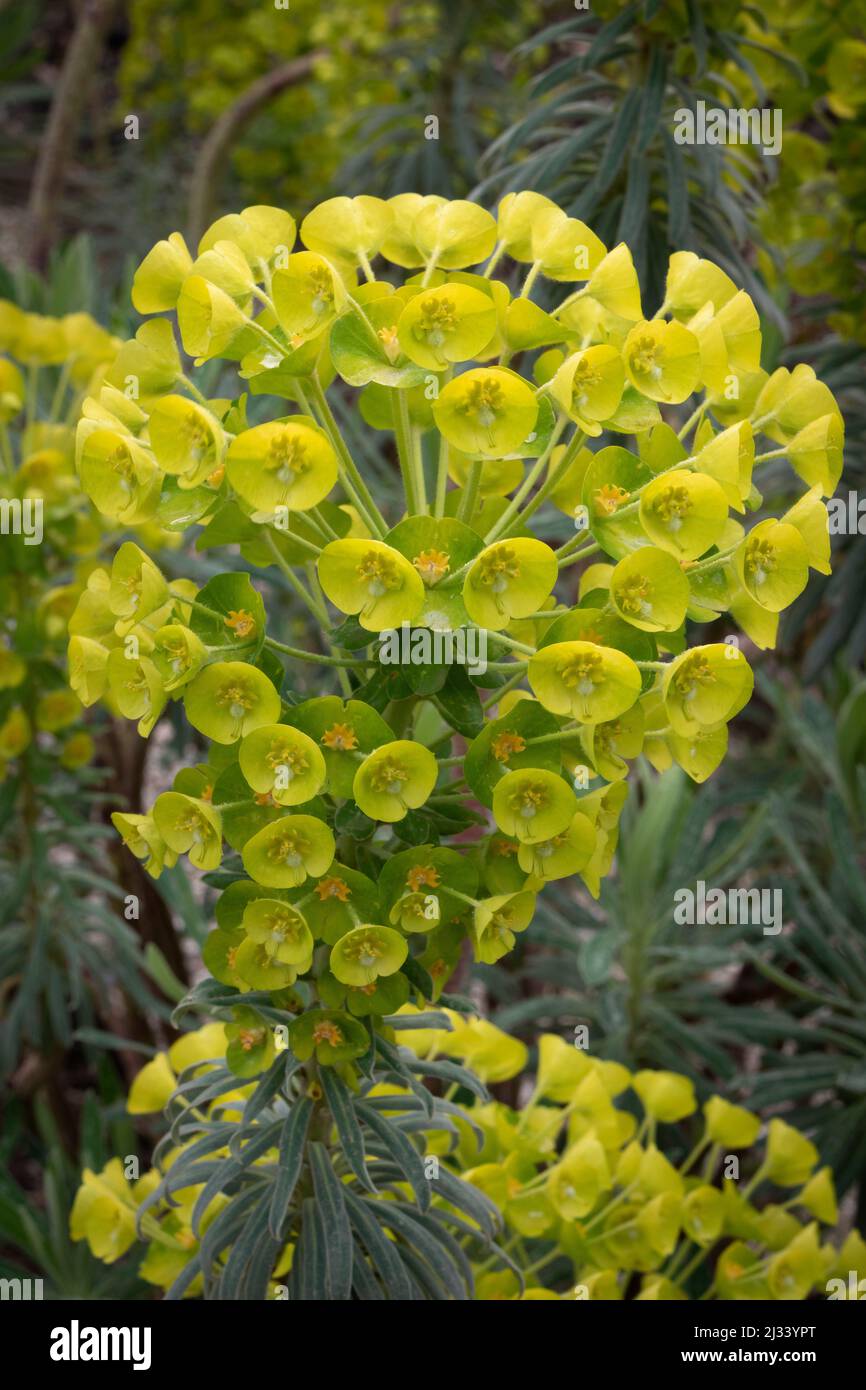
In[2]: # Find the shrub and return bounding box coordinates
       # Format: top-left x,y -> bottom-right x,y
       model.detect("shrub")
72,1017 -> 866,1300
69,193 -> 842,1298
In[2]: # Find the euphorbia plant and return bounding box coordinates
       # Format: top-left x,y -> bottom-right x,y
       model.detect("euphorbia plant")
71,193 -> 842,1299
72,1017 -> 866,1301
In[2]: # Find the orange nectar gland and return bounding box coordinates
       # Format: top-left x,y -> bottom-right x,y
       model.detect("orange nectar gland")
254,791 -> 277,806
266,434 -> 309,482
492,731 -> 527,763
312,1019 -> 344,1048
559,648 -> 603,694
476,545 -> 521,609
492,837 -> 517,857
238,1026 -> 266,1053
321,722 -> 358,751
207,463 -> 225,487
200,784 -> 213,802
224,609 -> 257,639
407,864 -> 440,892
268,828 -> 310,868
413,549 -> 450,584
315,875 -> 351,902
594,483 -> 629,516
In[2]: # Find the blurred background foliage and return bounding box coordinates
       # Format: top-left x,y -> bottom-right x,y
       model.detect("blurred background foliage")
0,0 -> 864,1288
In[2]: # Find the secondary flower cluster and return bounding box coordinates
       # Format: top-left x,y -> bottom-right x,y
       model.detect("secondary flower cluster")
70,1017 -> 866,1301
70,193 -> 841,1028
0,304 -> 127,776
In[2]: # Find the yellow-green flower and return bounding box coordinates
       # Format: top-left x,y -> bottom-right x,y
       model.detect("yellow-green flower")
397,284 -> 497,370
148,395 -> 224,490
226,419 -> 338,514
782,488 -> 831,575
199,204 -> 297,271
633,1070 -> 698,1123
624,320 -> 701,403
492,768 -> 576,845
330,923 -> 408,987
409,198 -> 498,270
610,547 -> 689,632
516,811 -> 596,881
765,1118 -> 818,1187
70,1159 -> 143,1263
239,723 -> 326,806
703,1095 -> 761,1148
529,641 -> 641,723
639,469 -> 728,560
111,811 -> 176,878
786,414 -> 844,496
549,346 -> 625,435
318,539 -> 424,631
132,232 -> 194,313
301,195 -> 391,265
662,643 -> 753,736
530,205 -> 607,281
433,367 -> 538,459
473,889 -> 536,963
77,424 -> 161,524
496,190 -> 558,261
106,649 -> 166,736
695,420 -> 754,512
108,542 -> 168,626
241,813 -> 335,888
580,242 -> 643,320
664,251 -> 737,320
242,898 -> 314,967
177,274 -> 248,361
289,1008 -> 369,1065
463,538 -> 556,631
767,1224 -> 823,1301
152,624 -> 207,692
733,519 -> 810,612
682,1186 -> 725,1246
548,1133 -> 612,1219
272,251 -> 349,342
353,739 -> 438,822
183,661 -> 282,744
152,791 -> 223,871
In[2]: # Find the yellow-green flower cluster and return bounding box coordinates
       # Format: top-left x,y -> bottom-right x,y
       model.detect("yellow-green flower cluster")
407,1021 -> 866,1301
70,1017 -> 866,1302
74,192 -> 841,1034
0,303 -> 139,778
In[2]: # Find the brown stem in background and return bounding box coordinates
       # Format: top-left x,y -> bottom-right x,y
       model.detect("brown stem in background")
26,0 -> 118,269
186,53 -> 324,246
